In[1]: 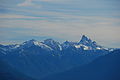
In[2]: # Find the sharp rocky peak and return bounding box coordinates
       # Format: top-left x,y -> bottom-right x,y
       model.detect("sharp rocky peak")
79,35 -> 99,45
74,35 -> 104,50
79,35 -> 92,43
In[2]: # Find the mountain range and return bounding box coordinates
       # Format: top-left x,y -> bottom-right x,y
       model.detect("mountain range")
0,35 -> 119,80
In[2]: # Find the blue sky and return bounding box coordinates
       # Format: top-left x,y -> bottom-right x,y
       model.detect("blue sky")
0,0 -> 120,48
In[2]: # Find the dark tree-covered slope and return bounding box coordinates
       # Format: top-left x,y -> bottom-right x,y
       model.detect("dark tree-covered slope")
42,49 -> 120,80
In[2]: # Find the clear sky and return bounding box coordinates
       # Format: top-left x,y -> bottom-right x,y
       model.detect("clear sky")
0,0 -> 120,48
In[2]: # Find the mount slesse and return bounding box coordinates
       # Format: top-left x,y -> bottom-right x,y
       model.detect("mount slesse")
0,35 -> 116,80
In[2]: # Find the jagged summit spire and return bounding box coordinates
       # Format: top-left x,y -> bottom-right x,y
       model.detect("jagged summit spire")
80,35 -> 92,43
81,35 -> 89,40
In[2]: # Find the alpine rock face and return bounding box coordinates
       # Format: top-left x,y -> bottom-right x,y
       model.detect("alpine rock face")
44,39 -> 62,51
0,35 -> 116,80
78,35 -> 103,50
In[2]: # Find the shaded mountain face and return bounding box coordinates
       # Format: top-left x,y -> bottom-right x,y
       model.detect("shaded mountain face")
0,35 -> 115,79
0,59 -> 35,80
42,49 -> 120,80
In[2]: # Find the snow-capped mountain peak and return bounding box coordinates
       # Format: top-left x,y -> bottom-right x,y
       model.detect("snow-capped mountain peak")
61,35 -> 102,50
20,39 -> 53,50
66,35 -> 105,50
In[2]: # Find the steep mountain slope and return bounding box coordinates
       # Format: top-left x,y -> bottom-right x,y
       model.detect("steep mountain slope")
42,49 -> 120,80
